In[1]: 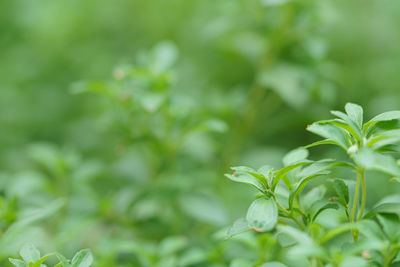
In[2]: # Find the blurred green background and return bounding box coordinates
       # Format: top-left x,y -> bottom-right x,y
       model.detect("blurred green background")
1,0 -> 400,266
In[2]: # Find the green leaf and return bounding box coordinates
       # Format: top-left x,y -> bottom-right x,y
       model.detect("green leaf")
377,214 -> 400,242
226,218 -> 250,239
318,119 -> 362,142
320,223 -> 358,244
55,253 -> 71,267
159,236 -> 188,256
301,185 -> 326,211
277,225 -> 313,245
358,219 -> 385,241
353,148 -> 400,177
33,254 -> 53,267
365,195 -> 400,218
283,147 -> 309,166
345,103 -> 364,129
364,110 -> 400,133
225,171 -> 266,192
368,129 -> 400,149
230,259 -> 253,267
231,166 -> 269,187
9,259 -> 27,267
273,160 -> 313,188
339,256 -> 368,267
307,123 -> 350,150
304,139 -> 338,149
246,198 -> 278,232
310,200 -> 339,222
260,262 -> 288,267
332,178 -> 349,204
71,250 -> 93,267
289,173 -> 329,209
20,244 -> 41,264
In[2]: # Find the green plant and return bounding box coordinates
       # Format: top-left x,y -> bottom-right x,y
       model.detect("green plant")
226,103 -> 400,266
9,244 -> 93,267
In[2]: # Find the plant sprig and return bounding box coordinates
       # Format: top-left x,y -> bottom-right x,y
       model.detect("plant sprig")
226,103 -> 400,266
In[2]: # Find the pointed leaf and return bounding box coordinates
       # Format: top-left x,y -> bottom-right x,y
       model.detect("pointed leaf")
226,218 -> 250,239
358,219 -> 385,241
289,173 -> 329,209
283,147 -> 309,166
20,244 -> 41,264
55,253 -> 71,267
246,198 -> 278,232
71,250 -> 93,267
345,103 -> 364,129
304,139 -> 338,149
332,178 -> 349,204
33,254 -> 53,267
307,123 -> 350,150
225,173 -> 266,192
9,259 -> 27,267
272,160 -> 313,188
260,263 -> 288,267
310,200 -> 339,222
353,148 -> 400,177
368,129 -> 400,149
377,214 -> 400,242
364,111 -> 400,132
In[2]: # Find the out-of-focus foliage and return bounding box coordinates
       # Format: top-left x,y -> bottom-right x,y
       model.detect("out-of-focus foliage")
1,0 -> 400,266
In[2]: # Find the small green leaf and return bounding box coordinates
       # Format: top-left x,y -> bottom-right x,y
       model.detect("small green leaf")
289,173 -> 329,209
304,139 -> 338,149
246,198 -> 278,232
273,160 -> 313,189
9,259 -> 27,267
376,214 -> 400,242
358,219 -> 385,241
277,225 -> 313,245
318,118 -> 362,141
353,148 -> 400,177
20,244 -> 41,264
159,236 -> 188,256
33,254 -> 53,267
231,166 -> 268,187
310,200 -> 339,222
365,195 -> 400,218
339,256 -> 367,267
55,253 -> 71,267
364,110 -> 400,133
332,178 -> 349,204
226,218 -> 250,239
301,185 -> 326,211
260,262 -> 288,267
283,147 -> 309,166
345,103 -> 364,129
368,129 -> 400,149
320,223 -> 358,244
71,249 -> 93,267
307,123 -> 350,150
225,172 -> 266,192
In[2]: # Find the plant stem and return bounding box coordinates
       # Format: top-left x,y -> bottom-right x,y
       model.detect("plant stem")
358,169 -> 366,221
275,198 -> 305,230
351,171 -> 361,221
351,171 -> 361,241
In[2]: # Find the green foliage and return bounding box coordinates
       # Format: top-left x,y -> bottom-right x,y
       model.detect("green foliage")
9,244 -> 93,267
2,0 -> 400,266
226,103 -> 400,266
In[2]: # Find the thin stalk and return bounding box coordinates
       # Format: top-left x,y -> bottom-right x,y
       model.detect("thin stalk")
351,171 -> 361,222
358,169 -> 366,221
275,198 -> 305,230
351,171 -> 361,241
